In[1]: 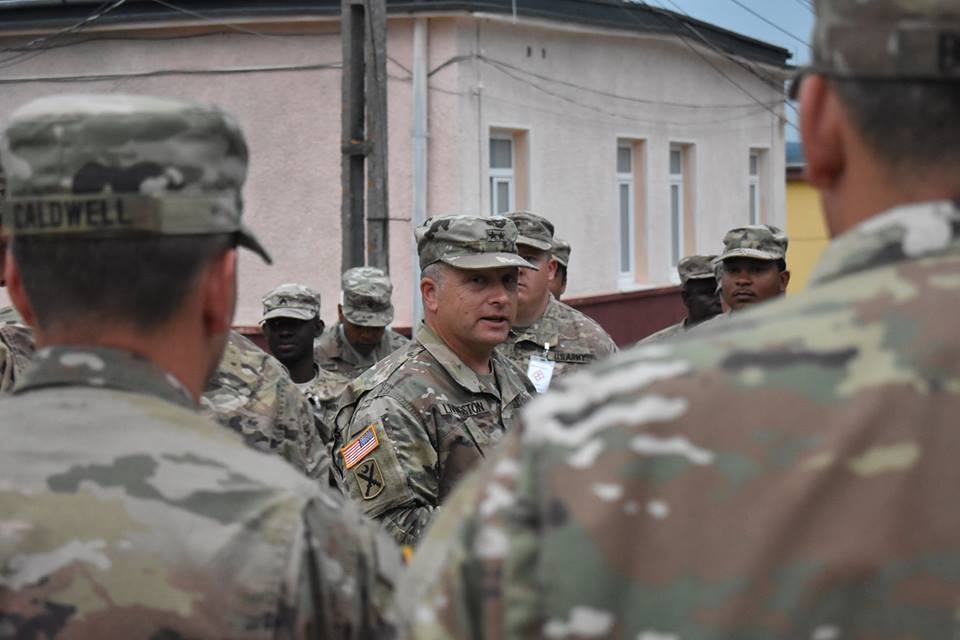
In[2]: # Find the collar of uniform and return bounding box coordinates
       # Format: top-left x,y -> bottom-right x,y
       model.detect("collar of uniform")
335,321 -> 392,367
810,200 -> 960,287
15,345 -> 195,409
416,323 -> 502,397
510,295 -> 561,349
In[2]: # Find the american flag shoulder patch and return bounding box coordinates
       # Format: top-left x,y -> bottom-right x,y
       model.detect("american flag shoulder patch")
341,424 -> 380,470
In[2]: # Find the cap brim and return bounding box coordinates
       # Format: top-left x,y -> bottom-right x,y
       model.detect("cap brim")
443,253 -> 538,270
261,308 -> 316,323
684,273 -> 716,281
237,223 -> 272,264
516,235 -> 553,251
343,307 -> 394,327
721,249 -> 783,261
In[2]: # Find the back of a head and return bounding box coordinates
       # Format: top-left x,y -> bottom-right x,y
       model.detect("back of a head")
0,94 -> 270,334
808,0 -> 960,174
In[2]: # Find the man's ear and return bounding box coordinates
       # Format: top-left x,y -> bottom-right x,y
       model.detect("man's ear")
199,248 -> 237,338
420,276 -> 439,314
337,304 -> 345,324
314,317 -> 325,338
779,269 -> 791,293
800,75 -> 845,190
5,250 -> 36,329
547,257 -> 559,282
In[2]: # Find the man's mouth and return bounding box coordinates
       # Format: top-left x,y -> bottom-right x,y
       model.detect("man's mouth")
732,290 -> 755,300
480,315 -> 509,327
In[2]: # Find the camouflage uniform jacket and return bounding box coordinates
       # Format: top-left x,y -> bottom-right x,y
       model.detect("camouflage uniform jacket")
636,318 -> 688,345
334,323 -> 534,546
498,295 -> 618,381
0,306 -> 35,392
201,332 -> 329,481
0,345 -> 401,639
295,365 -> 350,446
315,322 -> 410,380
396,199 -> 960,638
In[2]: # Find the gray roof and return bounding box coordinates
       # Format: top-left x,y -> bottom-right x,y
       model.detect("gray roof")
0,0 -> 791,68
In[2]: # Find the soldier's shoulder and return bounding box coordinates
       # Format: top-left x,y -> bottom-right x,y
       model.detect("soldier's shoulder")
352,338 -> 428,397
636,320 -> 685,345
554,300 -> 616,347
387,329 -> 411,350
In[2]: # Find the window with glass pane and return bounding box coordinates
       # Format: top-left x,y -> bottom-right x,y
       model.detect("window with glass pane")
749,149 -> 762,223
670,149 -> 683,175
670,183 -> 682,266
490,138 -> 512,170
749,152 -> 759,176
619,183 -> 631,273
617,146 -> 632,174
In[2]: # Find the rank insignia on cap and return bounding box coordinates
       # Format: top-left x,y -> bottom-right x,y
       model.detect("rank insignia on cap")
354,459 -> 384,500
341,424 -> 379,470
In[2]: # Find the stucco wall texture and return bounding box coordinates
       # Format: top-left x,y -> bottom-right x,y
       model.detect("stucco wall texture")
0,13 -> 786,328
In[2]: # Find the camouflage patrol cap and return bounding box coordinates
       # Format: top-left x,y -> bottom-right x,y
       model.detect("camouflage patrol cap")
720,225 -> 788,262
261,283 -> 320,323
505,211 -> 554,251
0,94 -> 271,263
416,215 -> 536,271
677,254 -> 718,285
552,237 -> 571,267
341,266 -> 394,327
808,0 -> 960,81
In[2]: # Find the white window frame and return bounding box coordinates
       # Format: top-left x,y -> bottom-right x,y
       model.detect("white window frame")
749,151 -> 761,224
617,143 -> 636,284
489,135 -> 515,215
669,144 -> 685,273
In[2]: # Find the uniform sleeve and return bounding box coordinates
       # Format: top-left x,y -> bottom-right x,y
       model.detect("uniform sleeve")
286,492 -> 403,639
273,378 -> 330,482
394,429 -> 542,639
339,394 -> 439,546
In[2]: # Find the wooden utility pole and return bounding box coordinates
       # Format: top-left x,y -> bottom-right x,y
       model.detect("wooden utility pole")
340,0 -> 389,273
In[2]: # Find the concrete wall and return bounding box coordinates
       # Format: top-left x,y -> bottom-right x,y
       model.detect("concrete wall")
447,15 -> 786,295
0,13 -> 786,328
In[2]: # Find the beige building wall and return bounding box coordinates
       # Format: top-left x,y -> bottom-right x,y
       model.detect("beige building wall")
0,12 -> 787,327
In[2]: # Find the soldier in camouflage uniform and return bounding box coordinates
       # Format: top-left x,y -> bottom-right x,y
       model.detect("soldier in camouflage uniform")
315,266 -> 409,380
638,254 -> 721,344
260,283 -> 350,446
0,166 -> 35,391
201,330 -> 329,480
548,236 -> 571,299
498,212 -> 617,392
717,224 -> 790,312
0,94 -> 399,638
334,215 -> 535,546
395,0 -> 960,637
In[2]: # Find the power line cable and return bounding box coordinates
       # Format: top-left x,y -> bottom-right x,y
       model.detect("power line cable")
725,0 -> 810,47
622,1 -> 795,131
0,0 -> 127,67
643,0 -> 799,120
0,61 -> 341,85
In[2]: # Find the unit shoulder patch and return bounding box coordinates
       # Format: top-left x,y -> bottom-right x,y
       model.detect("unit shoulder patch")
354,458 -> 385,500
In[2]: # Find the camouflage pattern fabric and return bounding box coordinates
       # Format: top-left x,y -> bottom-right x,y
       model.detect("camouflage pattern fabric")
0,345 -> 401,638
678,254 -> 718,284
261,282 -> 322,322
636,318 -> 688,345
397,199 -> 960,638
333,323 -> 534,546
415,215 -> 534,270
202,331 -> 329,481
0,94 -> 270,263
809,0 -> 960,80
295,365 -> 350,447
341,266 -> 395,327
315,322 -> 409,381
498,295 -> 618,380
506,211 -> 554,251
719,224 -> 788,262
0,306 -> 35,392
551,237 -> 571,267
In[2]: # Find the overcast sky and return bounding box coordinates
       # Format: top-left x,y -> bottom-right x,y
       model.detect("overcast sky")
661,0 -> 813,140
663,0 -> 813,65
